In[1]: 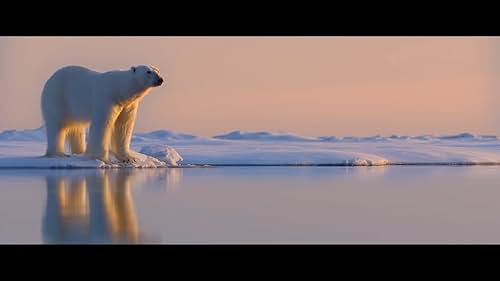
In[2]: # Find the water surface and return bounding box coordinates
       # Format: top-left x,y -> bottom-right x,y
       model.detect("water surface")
1,166 -> 499,243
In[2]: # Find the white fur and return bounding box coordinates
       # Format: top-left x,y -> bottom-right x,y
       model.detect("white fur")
41,65 -> 164,163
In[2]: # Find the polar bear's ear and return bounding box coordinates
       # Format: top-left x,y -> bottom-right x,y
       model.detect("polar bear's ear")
131,66 -> 136,73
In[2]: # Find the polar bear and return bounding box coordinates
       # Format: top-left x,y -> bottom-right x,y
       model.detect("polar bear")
40,65 -> 164,163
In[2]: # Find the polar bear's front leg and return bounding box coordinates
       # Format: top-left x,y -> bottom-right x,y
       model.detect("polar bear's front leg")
85,105 -> 121,163
111,103 -> 139,163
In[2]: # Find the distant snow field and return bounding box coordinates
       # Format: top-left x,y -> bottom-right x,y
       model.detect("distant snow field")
1,127 -> 500,168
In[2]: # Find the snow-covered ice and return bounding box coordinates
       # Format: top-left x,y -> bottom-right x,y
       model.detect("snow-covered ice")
1,127 -> 500,168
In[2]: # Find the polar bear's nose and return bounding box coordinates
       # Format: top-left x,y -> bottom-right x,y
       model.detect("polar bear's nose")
158,78 -> 164,84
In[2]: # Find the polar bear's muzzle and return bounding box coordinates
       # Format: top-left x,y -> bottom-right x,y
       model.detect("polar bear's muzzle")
155,77 -> 164,87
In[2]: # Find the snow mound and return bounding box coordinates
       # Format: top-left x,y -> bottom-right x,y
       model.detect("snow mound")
139,145 -> 183,166
0,127 -> 46,142
437,133 -> 476,140
135,130 -> 197,141
213,131 -> 316,142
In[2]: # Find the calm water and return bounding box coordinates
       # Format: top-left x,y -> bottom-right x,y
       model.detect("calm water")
1,166 -> 500,244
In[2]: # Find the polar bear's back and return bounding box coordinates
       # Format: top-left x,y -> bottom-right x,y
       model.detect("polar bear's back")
44,65 -> 101,94
41,66 -> 101,124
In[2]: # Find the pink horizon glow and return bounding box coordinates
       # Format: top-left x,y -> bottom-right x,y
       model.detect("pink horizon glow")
0,36 -> 499,137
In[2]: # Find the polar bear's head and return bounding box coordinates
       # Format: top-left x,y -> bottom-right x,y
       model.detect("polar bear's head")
130,65 -> 164,89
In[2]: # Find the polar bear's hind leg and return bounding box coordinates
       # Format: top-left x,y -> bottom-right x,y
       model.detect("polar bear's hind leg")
68,127 -> 86,155
45,124 -> 68,157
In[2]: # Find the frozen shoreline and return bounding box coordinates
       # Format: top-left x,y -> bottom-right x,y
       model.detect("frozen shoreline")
1,127 -> 500,168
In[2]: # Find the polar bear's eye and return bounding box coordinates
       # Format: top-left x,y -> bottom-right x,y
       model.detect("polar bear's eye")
147,71 -> 152,74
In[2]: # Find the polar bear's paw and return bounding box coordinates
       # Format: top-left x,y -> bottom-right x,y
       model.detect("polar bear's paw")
121,157 -> 138,164
114,152 -> 139,164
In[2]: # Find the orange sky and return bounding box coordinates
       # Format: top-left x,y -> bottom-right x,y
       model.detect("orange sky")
0,37 -> 499,137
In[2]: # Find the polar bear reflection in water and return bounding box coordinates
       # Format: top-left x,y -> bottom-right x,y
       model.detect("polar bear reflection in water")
42,169 -> 182,244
